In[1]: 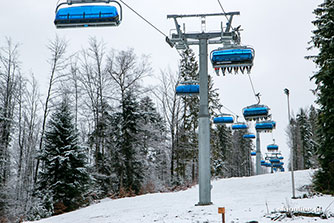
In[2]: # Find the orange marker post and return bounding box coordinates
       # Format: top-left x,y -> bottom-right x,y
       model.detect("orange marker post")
218,207 -> 225,223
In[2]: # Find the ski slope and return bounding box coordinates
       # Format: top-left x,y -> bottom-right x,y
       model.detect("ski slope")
27,169 -> 333,223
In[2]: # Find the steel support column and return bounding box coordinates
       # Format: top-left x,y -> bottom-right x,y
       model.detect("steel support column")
285,88 -> 296,198
197,37 -> 212,205
256,131 -> 261,175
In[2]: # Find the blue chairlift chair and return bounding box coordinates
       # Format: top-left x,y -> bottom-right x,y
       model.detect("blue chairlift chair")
54,0 -> 122,28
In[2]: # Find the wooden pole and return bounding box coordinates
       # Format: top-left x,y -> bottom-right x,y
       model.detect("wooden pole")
218,207 -> 225,223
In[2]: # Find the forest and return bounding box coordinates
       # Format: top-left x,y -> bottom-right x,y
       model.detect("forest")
2,0 -> 334,222
0,35 -> 322,222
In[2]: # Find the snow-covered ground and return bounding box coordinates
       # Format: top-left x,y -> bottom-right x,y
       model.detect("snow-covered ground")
26,169 -> 334,223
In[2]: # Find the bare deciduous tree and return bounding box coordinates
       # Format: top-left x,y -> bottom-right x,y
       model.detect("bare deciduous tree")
0,37 -> 21,220
153,68 -> 182,181
34,36 -> 68,183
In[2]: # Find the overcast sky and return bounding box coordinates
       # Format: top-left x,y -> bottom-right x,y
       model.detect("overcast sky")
0,0 -> 320,166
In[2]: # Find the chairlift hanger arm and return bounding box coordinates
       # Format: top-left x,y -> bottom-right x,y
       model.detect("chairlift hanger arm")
225,14 -> 234,33
172,18 -> 183,38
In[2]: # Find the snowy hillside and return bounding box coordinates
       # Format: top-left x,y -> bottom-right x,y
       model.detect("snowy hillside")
26,170 -> 333,223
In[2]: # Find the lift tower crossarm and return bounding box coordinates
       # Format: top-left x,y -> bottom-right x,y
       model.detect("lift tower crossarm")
167,12 -> 240,19
167,12 -> 239,49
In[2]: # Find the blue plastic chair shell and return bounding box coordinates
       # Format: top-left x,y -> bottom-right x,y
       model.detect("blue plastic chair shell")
255,121 -> 276,131
211,48 -> 254,64
267,144 -> 279,151
55,5 -> 120,28
232,123 -> 248,130
243,107 -> 268,116
242,105 -> 270,121
175,84 -> 200,96
243,134 -> 256,139
272,163 -> 282,168
213,116 -> 234,124
269,158 -> 280,163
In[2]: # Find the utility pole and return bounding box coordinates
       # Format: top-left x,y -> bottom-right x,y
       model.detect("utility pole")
256,131 -> 261,175
284,88 -> 296,199
167,12 -> 239,205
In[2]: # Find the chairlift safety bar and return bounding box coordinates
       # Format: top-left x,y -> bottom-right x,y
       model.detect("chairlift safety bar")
67,0 -> 110,4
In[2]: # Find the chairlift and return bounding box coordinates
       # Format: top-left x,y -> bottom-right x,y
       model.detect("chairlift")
231,123 -> 248,130
242,104 -> 270,121
175,80 -> 199,96
213,113 -> 234,125
54,0 -> 122,29
267,144 -> 279,151
211,46 -> 255,76
272,163 -> 282,168
243,134 -> 256,139
261,161 -> 271,167
255,120 -> 276,133
269,158 -> 280,164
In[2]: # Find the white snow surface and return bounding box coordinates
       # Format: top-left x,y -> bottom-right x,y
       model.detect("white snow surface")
26,169 -> 334,223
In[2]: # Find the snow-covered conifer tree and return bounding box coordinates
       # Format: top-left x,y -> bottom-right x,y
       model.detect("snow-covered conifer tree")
36,97 -> 90,215
309,0 -> 334,194
107,91 -> 144,195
